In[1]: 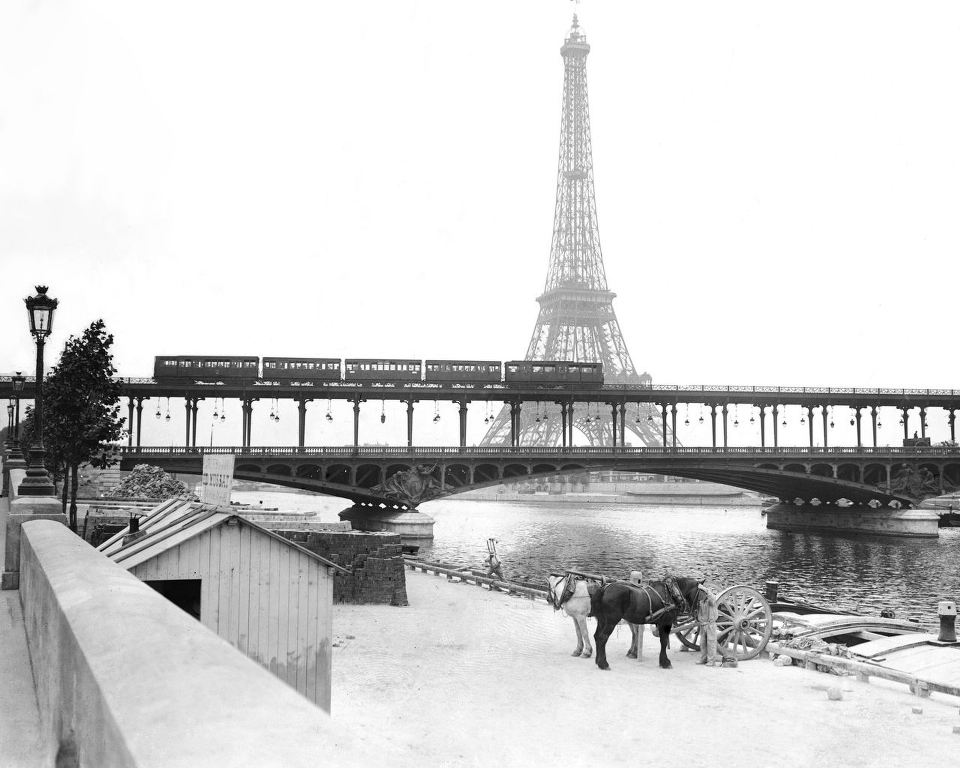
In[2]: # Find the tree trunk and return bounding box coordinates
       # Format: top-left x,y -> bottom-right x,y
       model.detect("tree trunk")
61,464 -> 70,516
69,461 -> 80,534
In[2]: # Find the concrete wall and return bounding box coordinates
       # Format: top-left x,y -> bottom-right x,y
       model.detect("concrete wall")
18,521 -> 374,767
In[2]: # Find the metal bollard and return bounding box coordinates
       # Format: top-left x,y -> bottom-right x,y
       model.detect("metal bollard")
938,600 -> 958,643
764,580 -> 779,602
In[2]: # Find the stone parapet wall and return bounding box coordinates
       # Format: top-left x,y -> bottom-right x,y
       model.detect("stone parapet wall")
17,520 -> 375,766
276,530 -> 408,606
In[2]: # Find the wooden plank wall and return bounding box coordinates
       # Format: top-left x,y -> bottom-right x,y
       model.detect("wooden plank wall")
130,523 -> 333,710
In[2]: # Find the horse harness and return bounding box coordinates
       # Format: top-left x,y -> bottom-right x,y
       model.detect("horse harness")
629,576 -> 697,624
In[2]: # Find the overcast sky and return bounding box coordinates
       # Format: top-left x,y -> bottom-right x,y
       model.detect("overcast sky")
2,2 -> 959,445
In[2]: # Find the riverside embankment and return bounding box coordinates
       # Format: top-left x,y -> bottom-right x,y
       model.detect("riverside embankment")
331,567 -> 960,768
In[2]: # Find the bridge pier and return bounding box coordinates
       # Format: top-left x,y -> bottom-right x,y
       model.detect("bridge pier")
766,505 -> 939,538
338,506 -> 435,546
950,409 -> 956,442
772,404 -> 779,447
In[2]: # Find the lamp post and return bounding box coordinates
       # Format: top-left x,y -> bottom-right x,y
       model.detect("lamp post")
10,372 -> 25,461
17,286 -> 58,497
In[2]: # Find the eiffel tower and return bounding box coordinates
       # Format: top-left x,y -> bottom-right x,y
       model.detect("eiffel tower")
482,16 -> 665,448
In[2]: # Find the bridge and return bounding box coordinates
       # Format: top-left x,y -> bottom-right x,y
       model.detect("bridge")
5,375 -> 960,450
118,444 -> 960,510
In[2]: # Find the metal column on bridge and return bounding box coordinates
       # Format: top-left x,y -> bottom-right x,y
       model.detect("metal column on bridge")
403,399 -> 417,447
241,398 -> 256,448
352,397 -> 363,448
950,409 -> 956,442
297,398 -> 312,447
670,404 -> 677,448
772,404 -> 779,447
721,404 -> 728,448
190,398 -> 201,447
127,396 -> 135,447
901,407 -> 910,440
920,407 -> 927,438
854,406 -> 863,447
560,402 -> 568,448
822,406 -> 829,449
758,405 -> 767,447
135,397 -> 144,449
871,406 -> 878,447
510,402 -> 522,447
806,406 -> 814,447
458,401 -> 468,447
619,403 -> 626,447
660,404 -> 668,448
710,404 -> 717,448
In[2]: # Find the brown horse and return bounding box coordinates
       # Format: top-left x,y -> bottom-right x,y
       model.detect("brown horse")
591,576 -> 702,671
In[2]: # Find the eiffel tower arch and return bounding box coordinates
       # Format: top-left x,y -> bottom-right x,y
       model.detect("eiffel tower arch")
481,16 -> 668,449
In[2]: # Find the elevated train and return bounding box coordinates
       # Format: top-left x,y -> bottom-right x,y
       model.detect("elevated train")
153,356 -> 604,387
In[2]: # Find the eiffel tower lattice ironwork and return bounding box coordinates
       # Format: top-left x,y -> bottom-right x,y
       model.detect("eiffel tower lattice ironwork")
481,16 -> 667,448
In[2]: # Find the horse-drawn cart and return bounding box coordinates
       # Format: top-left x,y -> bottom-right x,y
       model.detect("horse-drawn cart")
672,585 -> 773,661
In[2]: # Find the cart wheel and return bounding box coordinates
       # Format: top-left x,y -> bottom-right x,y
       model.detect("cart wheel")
673,614 -> 701,650
716,585 -> 772,661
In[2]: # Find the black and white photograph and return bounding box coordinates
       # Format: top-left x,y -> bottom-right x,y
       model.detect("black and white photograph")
2,2 -> 959,766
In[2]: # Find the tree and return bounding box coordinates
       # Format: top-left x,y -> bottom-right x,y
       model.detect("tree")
43,320 -> 125,532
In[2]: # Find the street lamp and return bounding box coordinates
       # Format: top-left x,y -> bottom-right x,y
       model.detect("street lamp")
18,286 -> 58,496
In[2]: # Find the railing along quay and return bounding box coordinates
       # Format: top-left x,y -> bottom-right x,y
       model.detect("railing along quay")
404,557 -> 549,601
119,445 -> 960,459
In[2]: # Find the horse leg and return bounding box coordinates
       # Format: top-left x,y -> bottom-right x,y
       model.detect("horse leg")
576,616 -> 593,658
594,616 -> 617,671
657,622 -> 672,669
569,616 -> 585,657
628,623 -> 643,660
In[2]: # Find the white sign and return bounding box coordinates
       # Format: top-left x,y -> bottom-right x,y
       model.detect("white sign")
201,454 -> 235,507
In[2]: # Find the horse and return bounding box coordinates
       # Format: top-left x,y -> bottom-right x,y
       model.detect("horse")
590,575 -> 702,671
547,574 -> 643,660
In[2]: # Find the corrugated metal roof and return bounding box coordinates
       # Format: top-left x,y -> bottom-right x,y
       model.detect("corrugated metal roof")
98,498 -> 349,574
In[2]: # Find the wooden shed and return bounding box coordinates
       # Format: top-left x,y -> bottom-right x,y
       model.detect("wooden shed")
98,498 -> 347,711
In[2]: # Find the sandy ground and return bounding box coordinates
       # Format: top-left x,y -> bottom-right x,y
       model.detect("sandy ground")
332,569 -> 960,768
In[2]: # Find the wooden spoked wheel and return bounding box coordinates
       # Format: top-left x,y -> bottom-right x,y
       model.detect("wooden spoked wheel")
716,585 -> 772,660
673,614 -> 701,650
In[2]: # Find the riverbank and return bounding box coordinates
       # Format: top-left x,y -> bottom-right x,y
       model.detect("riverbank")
331,568 -> 960,767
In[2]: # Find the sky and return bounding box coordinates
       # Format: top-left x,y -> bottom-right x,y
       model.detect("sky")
2,1 -> 959,447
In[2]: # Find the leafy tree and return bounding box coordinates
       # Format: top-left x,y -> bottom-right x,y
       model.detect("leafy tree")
43,320 -> 125,532
14,404 -> 68,503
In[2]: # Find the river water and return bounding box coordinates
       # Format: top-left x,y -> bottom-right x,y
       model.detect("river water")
232,490 -> 960,631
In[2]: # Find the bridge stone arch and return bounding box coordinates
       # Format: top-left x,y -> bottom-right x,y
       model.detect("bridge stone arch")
531,463 -> 559,476
944,463 -> 960,487
296,464 -> 322,480
837,463 -> 861,482
472,464 -> 500,484
810,463 -> 834,478
503,464 -> 529,479
443,464 -> 471,489
783,463 -> 806,474
354,464 -> 383,489
863,464 -> 887,486
236,464 -> 261,474
266,464 -> 292,477
326,464 -> 351,485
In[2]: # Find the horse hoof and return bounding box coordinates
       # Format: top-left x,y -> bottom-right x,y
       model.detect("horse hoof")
626,652 -> 637,659
660,662 -> 673,669
571,650 -> 582,657
582,650 -> 592,658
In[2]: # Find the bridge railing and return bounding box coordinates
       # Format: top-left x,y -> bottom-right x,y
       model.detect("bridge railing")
118,445 -> 960,459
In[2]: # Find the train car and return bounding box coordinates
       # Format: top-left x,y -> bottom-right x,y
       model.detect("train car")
344,359 -> 422,383
262,357 -> 342,383
153,356 -> 260,384
504,360 -> 604,386
424,360 -> 502,384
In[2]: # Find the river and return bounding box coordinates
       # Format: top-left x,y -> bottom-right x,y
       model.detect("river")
231,490 -> 960,631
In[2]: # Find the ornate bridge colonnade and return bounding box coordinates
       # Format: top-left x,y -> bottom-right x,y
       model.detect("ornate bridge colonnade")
4,377 -> 959,451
